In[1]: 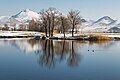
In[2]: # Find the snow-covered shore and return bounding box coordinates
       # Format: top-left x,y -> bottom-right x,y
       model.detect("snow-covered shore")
0,31 -> 44,37
0,31 -> 120,40
101,34 -> 120,38
54,33 -> 120,38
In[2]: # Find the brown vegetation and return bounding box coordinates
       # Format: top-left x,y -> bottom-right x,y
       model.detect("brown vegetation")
88,35 -> 113,41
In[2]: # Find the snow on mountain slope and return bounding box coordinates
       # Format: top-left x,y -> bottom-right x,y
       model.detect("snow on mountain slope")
0,16 -> 10,23
0,9 -> 41,30
81,25 -> 111,32
93,16 -> 117,26
81,16 -> 120,32
0,9 -> 40,24
11,9 -> 40,23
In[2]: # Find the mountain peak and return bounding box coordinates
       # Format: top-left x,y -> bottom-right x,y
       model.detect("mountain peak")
101,16 -> 113,21
93,16 -> 116,26
11,9 -> 40,22
96,16 -> 114,22
24,9 -> 30,12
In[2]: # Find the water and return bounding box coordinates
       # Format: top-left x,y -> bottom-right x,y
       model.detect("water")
0,39 -> 120,80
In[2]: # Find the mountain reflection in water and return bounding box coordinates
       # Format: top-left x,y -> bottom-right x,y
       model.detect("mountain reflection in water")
0,39 -> 114,69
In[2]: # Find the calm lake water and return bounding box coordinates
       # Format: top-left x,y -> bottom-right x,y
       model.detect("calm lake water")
0,39 -> 120,80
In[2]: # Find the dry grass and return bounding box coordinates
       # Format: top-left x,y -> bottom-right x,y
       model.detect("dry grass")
88,34 -> 113,41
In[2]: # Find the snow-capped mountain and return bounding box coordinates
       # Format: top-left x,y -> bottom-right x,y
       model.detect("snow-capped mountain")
0,9 -> 41,30
81,16 -> 120,32
93,16 -> 117,26
0,9 -> 40,24
11,9 -> 40,23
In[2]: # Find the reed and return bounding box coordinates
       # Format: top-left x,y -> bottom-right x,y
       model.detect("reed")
88,35 -> 113,41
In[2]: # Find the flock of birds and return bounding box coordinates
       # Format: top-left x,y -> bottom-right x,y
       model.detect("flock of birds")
88,50 -> 95,52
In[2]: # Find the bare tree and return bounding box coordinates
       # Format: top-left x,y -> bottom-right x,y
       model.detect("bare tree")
40,10 -> 48,37
42,18 -> 48,37
40,7 -> 60,37
59,14 -> 70,38
49,8 -> 60,36
28,20 -> 40,31
67,10 -> 81,37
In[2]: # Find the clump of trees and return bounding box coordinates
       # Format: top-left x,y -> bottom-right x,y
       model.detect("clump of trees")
40,7 -> 61,37
28,20 -> 41,31
28,7 -> 82,37
2,24 -> 9,31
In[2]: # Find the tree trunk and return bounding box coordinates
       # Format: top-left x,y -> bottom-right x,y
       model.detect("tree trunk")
72,25 -> 75,37
63,28 -> 65,38
48,19 -> 51,37
62,21 -> 65,38
51,29 -> 53,37
51,17 -> 54,37
45,25 -> 47,37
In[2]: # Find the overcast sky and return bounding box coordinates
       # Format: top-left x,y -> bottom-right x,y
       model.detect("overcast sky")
0,0 -> 120,20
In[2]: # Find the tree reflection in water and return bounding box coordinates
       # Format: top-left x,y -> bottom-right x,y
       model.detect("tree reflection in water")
38,40 -> 55,69
35,40 -> 81,69
20,40 -> 115,69
68,41 -> 80,67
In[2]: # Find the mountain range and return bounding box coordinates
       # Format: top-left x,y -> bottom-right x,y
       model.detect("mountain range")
81,16 -> 120,32
0,9 -> 120,32
0,9 -> 40,29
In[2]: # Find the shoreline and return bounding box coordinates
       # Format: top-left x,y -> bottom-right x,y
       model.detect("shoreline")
0,31 -> 120,41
